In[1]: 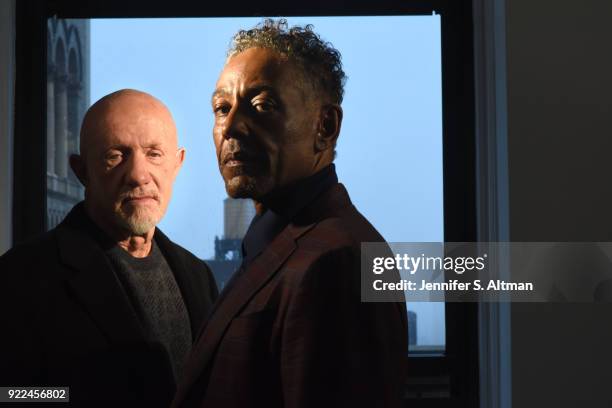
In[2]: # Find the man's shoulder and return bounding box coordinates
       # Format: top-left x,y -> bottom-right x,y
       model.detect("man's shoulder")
0,230 -> 64,309
165,239 -> 211,273
295,182 -> 386,250
284,204 -> 385,280
154,231 -> 219,300
0,229 -> 59,272
154,230 -> 217,290
154,230 -> 209,270
297,204 -> 385,252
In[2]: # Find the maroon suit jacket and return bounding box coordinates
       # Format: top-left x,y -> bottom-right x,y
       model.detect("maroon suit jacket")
173,183 -> 408,408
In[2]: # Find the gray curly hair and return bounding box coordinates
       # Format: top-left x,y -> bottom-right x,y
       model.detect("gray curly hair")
228,18 -> 347,105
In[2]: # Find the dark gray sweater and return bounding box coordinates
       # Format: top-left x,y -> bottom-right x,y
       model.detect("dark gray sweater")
107,240 -> 192,381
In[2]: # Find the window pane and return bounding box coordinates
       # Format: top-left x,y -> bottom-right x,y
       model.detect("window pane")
46,16 -> 445,352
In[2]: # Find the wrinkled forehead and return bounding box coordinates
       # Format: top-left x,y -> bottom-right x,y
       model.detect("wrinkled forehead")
82,96 -> 177,154
216,48 -> 295,91
214,48 -> 315,107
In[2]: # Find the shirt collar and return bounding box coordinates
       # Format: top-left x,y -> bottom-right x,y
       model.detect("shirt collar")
241,164 -> 338,265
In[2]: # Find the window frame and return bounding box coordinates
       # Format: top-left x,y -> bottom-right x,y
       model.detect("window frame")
13,1 -> 479,407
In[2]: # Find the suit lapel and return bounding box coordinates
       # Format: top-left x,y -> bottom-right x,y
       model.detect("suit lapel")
56,221 -> 146,345
177,222 -> 314,399
175,183 -> 352,405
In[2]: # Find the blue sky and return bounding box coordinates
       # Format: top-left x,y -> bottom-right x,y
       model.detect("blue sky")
90,16 -> 445,347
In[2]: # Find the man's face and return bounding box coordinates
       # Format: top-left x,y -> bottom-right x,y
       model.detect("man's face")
212,47 -> 319,199
80,95 -> 183,235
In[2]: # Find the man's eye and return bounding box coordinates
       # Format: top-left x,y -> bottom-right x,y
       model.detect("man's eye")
253,101 -> 275,113
214,104 -> 231,116
147,150 -> 164,162
105,152 -> 123,164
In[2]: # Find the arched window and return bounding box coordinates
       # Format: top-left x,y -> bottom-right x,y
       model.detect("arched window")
46,27 -> 55,175
46,20 -> 86,230
67,47 -> 80,183
53,38 -> 68,179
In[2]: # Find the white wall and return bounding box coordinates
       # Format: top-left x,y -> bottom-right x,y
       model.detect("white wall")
0,0 -> 15,255
505,1 -> 612,407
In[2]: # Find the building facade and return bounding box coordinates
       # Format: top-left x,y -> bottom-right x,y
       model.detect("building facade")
46,18 -> 89,229
208,198 -> 256,289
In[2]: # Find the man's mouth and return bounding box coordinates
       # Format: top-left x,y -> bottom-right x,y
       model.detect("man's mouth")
223,153 -> 257,168
225,159 -> 250,167
122,195 -> 158,205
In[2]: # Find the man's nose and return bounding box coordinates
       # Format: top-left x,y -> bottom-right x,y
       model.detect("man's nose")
124,151 -> 152,187
221,105 -> 249,140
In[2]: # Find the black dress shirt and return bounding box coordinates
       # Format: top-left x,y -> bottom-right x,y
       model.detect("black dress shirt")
241,164 -> 338,266
215,164 -> 338,302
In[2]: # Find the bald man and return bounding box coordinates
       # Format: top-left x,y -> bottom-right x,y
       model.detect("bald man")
0,89 -> 218,407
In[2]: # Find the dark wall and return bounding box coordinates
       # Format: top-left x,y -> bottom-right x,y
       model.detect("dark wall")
506,1 -> 612,407
507,0 -> 612,241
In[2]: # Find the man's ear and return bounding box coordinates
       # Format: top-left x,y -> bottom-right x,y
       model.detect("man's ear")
315,104 -> 343,152
174,148 -> 186,176
69,154 -> 88,187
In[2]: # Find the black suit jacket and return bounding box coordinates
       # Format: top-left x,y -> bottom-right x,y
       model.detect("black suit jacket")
173,183 -> 408,408
0,204 -> 218,407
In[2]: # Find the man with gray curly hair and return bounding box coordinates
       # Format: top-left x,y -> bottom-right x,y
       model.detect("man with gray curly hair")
174,19 -> 407,408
